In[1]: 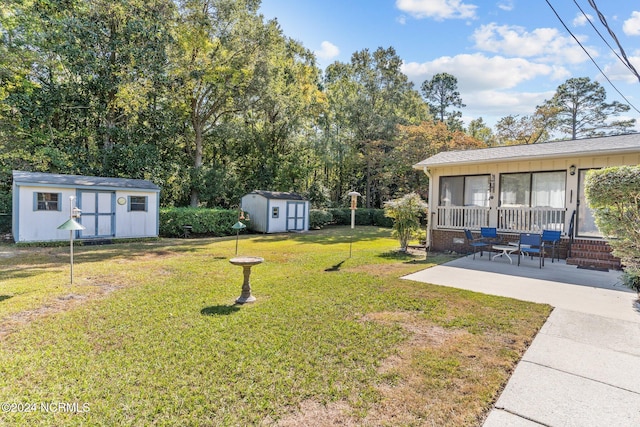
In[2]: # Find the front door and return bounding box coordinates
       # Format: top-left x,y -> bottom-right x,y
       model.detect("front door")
576,169 -> 602,238
286,202 -> 306,231
78,191 -> 115,238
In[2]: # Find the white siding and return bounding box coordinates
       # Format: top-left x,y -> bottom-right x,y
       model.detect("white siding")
114,191 -> 159,238
14,184 -> 159,242
241,194 -> 268,233
268,200 -> 288,233
15,185 -> 76,242
240,194 -> 310,233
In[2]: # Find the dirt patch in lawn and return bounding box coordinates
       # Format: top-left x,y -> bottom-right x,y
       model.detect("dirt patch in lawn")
0,278 -> 126,340
274,311 -> 474,426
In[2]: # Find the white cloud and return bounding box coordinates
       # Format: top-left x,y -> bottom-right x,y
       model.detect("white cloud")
472,23 -> 595,64
573,12 -> 592,27
402,53 -> 563,92
402,53 -> 568,124
395,0 -> 477,21
497,1 -> 514,12
623,11 -> 640,36
314,41 -> 340,61
601,52 -> 640,84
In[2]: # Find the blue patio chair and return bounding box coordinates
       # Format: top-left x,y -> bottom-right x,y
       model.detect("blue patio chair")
517,233 -> 545,268
480,227 -> 501,245
542,229 -> 561,263
464,229 -> 490,260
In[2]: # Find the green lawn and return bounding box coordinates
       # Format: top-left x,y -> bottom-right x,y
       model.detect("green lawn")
0,227 -> 550,426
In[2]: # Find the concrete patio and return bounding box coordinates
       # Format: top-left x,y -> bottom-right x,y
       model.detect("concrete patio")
402,254 -> 640,426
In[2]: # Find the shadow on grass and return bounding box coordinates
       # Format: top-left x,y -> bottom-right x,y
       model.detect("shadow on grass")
0,295 -> 12,303
200,305 -> 241,316
249,226 -> 391,245
378,250 -> 416,261
325,260 -> 346,272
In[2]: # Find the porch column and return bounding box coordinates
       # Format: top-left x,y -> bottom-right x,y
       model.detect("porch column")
488,172 -> 499,228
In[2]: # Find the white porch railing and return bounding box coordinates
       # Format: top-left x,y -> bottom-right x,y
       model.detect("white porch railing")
497,207 -> 566,233
436,206 -> 490,229
435,206 -> 566,232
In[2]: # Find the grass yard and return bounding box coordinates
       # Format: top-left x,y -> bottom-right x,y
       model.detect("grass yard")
0,227 -> 551,426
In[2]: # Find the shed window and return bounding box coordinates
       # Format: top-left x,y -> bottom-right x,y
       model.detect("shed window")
129,196 -> 147,212
35,192 -> 61,211
272,207 -> 279,218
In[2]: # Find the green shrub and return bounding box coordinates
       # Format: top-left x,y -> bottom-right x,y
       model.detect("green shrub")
384,193 -> 428,251
0,191 -> 11,234
309,209 -> 333,229
585,166 -> 640,292
159,207 -> 248,238
371,209 -> 394,227
327,208 -> 351,225
326,208 -> 391,227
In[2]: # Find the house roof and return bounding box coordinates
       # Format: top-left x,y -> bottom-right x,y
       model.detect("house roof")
12,170 -> 160,191
248,190 -> 307,201
413,133 -> 640,169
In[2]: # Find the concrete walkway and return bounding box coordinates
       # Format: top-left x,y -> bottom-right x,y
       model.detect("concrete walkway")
402,255 -> 640,426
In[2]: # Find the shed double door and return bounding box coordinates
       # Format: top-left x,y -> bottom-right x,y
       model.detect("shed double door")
78,191 -> 115,238
286,202 -> 306,231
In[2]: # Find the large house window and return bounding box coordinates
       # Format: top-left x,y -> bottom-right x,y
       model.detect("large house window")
440,175 -> 490,207
35,192 -> 61,211
500,171 -> 566,208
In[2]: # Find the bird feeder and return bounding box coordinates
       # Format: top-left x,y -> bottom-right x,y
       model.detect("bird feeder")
57,196 -> 85,284
347,191 -> 361,257
232,209 -> 249,255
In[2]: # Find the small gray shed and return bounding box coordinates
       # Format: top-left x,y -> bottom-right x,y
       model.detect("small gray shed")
241,191 -> 309,233
12,170 -> 160,243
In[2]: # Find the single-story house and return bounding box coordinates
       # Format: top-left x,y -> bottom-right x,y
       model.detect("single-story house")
241,190 -> 309,233
413,134 -> 640,269
12,170 -> 160,243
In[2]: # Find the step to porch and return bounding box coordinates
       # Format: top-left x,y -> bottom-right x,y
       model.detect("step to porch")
566,240 -> 621,271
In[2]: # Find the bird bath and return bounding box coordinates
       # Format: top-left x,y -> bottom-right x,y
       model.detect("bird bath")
229,256 -> 264,303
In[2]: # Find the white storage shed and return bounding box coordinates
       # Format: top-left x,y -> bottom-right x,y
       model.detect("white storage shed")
241,191 -> 309,233
12,170 -> 160,243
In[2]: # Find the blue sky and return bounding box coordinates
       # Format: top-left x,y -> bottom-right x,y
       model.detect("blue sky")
259,0 -> 640,129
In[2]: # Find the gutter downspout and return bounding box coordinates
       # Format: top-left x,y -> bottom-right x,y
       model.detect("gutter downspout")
423,166 -> 434,251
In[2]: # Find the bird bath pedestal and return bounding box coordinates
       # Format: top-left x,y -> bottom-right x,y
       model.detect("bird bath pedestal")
229,256 -> 264,304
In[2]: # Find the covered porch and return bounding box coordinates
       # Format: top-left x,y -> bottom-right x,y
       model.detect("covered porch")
413,134 -> 640,264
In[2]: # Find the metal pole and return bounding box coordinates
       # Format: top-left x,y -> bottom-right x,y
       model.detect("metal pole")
70,197 -> 74,285
70,230 -> 74,284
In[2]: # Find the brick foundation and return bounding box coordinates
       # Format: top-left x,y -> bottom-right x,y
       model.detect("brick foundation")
430,229 -> 571,259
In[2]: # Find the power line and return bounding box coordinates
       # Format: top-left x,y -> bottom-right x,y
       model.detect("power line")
587,0 -> 640,83
544,0 -> 640,115
572,0 -> 634,75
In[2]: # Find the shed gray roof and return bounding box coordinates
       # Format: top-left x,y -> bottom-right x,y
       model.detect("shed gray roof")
413,133 -> 640,169
248,190 -> 307,201
12,170 -> 160,191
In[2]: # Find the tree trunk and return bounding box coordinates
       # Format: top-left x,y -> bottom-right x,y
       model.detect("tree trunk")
190,121 -> 204,207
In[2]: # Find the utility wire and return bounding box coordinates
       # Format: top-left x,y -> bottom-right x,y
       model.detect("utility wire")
544,0 -> 640,115
587,0 -> 640,83
572,0 -> 634,75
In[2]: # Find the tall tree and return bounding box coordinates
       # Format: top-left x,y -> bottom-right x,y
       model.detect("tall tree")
170,0 -> 265,207
467,117 -> 497,146
421,72 -> 465,131
393,121 -> 485,197
542,77 -> 635,140
323,47 -> 428,207
238,21 -> 325,193
494,103 -> 558,145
